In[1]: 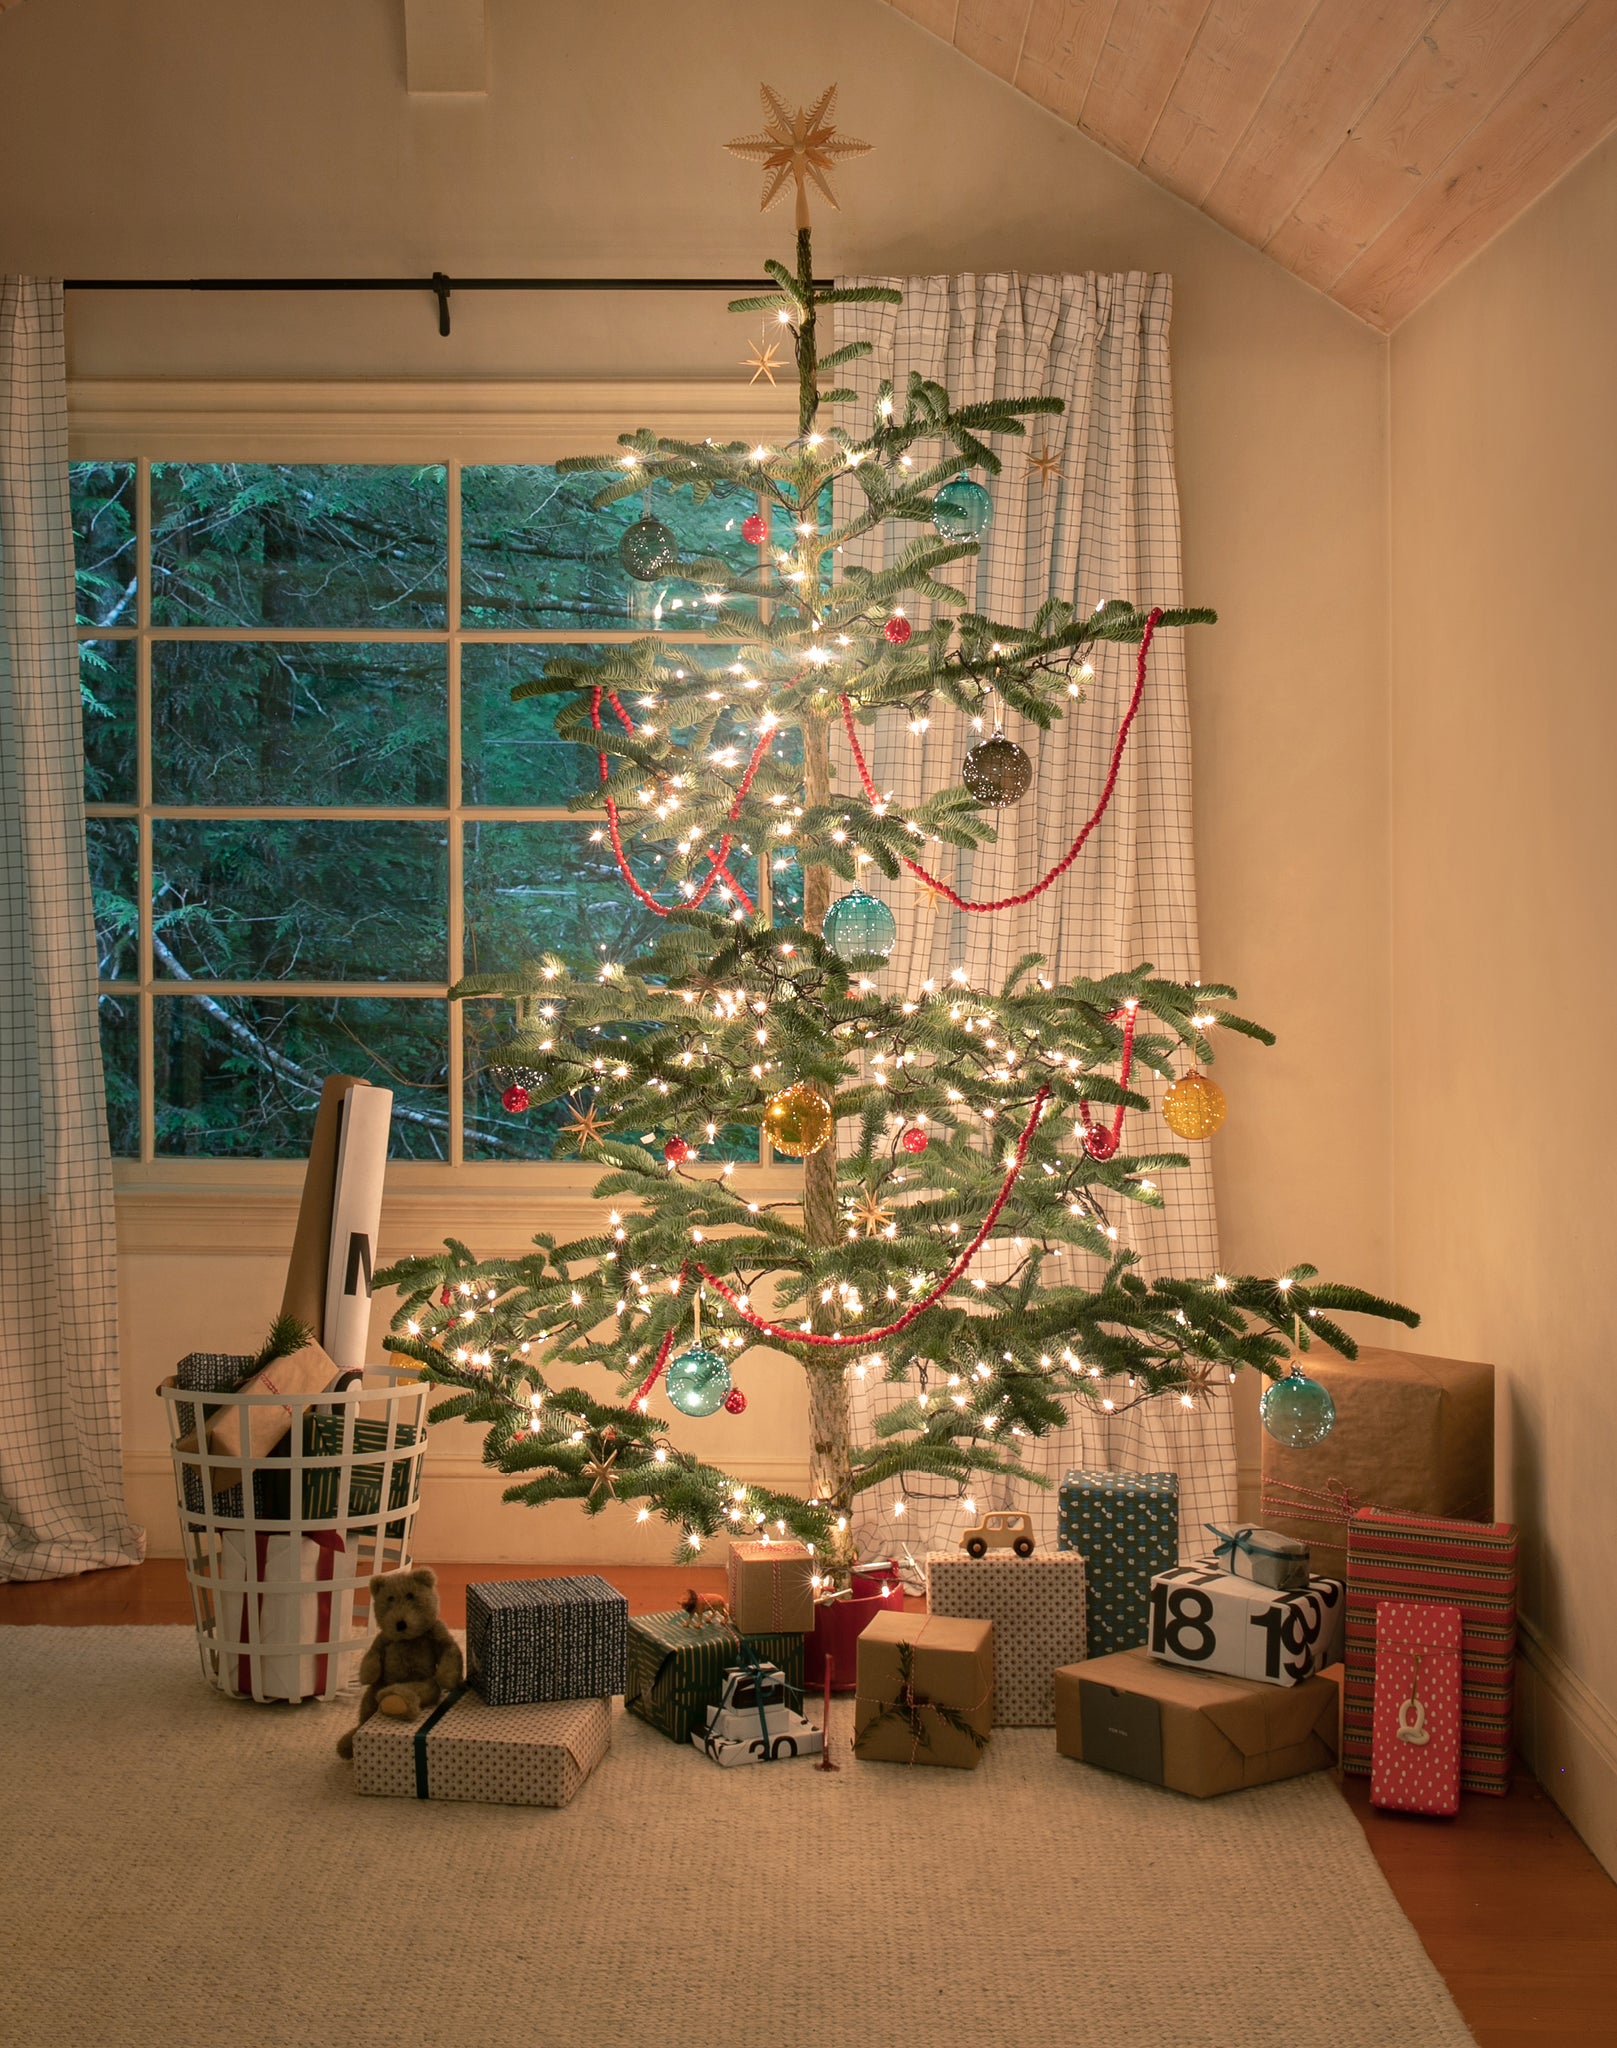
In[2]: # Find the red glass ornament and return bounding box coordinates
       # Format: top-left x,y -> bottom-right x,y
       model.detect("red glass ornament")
723,1388 -> 747,1415
899,1125 -> 929,1155
883,614 -> 912,646
1082,1124 -> 1119,1161
741,513 -> 767,546
501,1082 -> 530,1114
662,1135 -> 691,1165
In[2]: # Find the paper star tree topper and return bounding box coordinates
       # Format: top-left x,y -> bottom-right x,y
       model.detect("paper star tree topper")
726,84 -> 871,230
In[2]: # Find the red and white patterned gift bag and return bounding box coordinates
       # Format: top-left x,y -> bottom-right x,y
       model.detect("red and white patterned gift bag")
1370,1600 -> 1463,1815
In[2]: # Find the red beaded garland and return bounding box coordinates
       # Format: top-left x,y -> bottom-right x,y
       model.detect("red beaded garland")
883,614 -> 912,646
438,1286 -> 454,1308
501,1083 -> 530,1114
741,513 -> 767,546
723,1388 -> 748,1415
899,1126 -> 929,1155
662,1135 -> 692,1165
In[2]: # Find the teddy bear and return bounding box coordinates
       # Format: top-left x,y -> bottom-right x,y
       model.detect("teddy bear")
336,1567 -> 463,1759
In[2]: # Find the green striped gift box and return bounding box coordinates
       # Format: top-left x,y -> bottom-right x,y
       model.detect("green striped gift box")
625,1611 -> 806,1745
299,1414 -> 420,1523
1344,1508 -> 1517,1795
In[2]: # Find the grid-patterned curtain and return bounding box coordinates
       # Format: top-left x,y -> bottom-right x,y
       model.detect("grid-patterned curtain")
0,278 -> 142,1580
833,272 -> 1236,1561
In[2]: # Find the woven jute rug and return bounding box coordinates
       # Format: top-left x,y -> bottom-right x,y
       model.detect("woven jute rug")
0,1628 -> 1474,2048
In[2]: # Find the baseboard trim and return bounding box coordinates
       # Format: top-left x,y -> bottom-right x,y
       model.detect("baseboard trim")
1517,1615 -> 1617,1880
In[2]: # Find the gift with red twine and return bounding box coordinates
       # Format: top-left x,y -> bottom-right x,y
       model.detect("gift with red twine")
853,1610 -> 994,1769
726,1539 -> 815,1635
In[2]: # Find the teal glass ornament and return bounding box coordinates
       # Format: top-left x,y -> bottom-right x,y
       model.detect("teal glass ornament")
823,888 -> 897,963
932,474 -> 992,541
619,515 -> 678,581
1260,1366 -> 1337,1448
665,1344 -> 732,1418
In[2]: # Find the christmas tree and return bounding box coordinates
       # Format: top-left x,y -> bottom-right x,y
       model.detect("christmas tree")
376,89 -> 1415,1568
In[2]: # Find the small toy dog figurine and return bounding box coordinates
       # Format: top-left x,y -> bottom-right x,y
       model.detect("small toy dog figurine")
681,1588 -> 731,1627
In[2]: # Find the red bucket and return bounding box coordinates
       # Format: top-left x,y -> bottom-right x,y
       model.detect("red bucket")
804,1562 -> 906,1693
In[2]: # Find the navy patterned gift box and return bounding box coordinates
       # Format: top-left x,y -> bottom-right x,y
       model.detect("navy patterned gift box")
1058,1469 -> 1179,1658
466,1575 -> 629,1706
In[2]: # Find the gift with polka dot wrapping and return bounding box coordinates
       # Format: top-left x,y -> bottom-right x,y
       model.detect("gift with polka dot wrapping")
1057,1469 -> 1179,1658
1369,1600 -> 1463,1816
352,1688 -> 611,1806
925,1549 -> 1087,1726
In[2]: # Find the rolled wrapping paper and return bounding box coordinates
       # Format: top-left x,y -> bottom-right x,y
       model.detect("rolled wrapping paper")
322,1082 -> 392,1376
186,1339 -> 345,1494
281,1074 -> 368,1339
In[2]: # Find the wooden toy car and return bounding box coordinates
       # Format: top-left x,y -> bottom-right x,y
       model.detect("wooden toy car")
960,1510 -> 1036,1559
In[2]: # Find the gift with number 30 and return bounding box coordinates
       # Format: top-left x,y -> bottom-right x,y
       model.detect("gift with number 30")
1148,1564 -> 1345,1687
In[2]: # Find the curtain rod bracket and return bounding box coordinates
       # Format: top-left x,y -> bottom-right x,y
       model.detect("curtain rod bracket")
431,272 -> 452,338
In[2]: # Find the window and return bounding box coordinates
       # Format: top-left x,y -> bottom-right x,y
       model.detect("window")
75,454 -> 794,1165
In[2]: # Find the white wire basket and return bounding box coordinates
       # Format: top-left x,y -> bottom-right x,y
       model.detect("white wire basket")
159,1366 -> 431,1704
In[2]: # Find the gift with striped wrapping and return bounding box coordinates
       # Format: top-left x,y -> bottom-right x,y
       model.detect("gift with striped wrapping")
625,1611 -> 806,1745
726,1539 -> 815,1634
1344,1508 -> 1517,1795
466,1575 -> 629,1706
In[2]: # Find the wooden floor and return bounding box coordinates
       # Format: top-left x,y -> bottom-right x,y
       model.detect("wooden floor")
6,1560 -> 1617,2047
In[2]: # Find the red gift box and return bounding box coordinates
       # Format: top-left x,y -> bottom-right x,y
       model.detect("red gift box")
1346,1508 -> 1516,1795
804,1563 -> 905,1694
1371,1601 -> 1463,1815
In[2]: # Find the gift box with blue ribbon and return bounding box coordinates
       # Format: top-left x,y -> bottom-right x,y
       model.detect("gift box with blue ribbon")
1057,1469 -> 1179,1658
351,1685 -> 611,1805
1202,1522 -> 1310,1591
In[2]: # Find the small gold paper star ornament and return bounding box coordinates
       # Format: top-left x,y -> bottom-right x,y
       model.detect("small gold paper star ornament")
726,84 -> 871,231
848,1186 -> 894,1239
743,337 -> 784,385
559,1097 -> 611,1150
1027,446 -> 1062,489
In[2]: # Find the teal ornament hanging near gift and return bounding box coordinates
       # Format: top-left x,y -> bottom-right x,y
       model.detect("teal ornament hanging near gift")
1260,1365 -> 1337,1448
665,1344 -> 733,1419
619,515 -> 679,581
932,474 -> 992,541
823,888 -> 897,963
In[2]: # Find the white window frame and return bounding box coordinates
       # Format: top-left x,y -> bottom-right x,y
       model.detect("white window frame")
72,377 -> 803,1215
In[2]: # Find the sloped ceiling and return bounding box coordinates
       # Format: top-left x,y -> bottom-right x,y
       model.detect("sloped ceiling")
885,0 -> 1617,328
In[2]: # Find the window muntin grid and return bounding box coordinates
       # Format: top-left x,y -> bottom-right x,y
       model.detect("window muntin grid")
78,457 -> 785,1166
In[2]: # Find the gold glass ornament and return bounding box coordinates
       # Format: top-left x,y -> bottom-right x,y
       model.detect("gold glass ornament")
1162,1070 -> 1227,1141
764,1081 -> 835,1158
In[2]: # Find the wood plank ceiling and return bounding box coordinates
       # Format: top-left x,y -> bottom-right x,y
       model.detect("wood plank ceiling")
884,0 -> 1617,328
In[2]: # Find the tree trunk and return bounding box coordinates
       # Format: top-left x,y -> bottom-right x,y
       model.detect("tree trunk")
792,226 -> 856,1547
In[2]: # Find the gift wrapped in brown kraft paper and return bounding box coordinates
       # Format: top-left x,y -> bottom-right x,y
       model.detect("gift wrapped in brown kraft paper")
853,1612 -> 994,1769
1259,1346 -> 1494,1582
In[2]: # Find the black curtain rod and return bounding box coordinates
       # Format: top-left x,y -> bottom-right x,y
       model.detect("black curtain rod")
60,274 -> 792,337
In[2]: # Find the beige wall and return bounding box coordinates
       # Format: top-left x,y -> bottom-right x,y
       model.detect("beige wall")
0,1 -> 1394,1555
1390,129 -> 1617,1871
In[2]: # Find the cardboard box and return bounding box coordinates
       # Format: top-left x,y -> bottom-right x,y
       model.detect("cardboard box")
1260,1346 -> 1495,1582
1148,1564 -> 1345,1686
466,1575 -> 628,1706
924,1549 -> 1087,1727
1055,1647 -> 1339,1797
1344,1508 -> 1517,1795
353,1688 -> 610,1806
726,1540 -> 815,1634
625,1611 -> 807,1745
853,1611 -> 994,1769
1057,1469 -> 1178,1656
